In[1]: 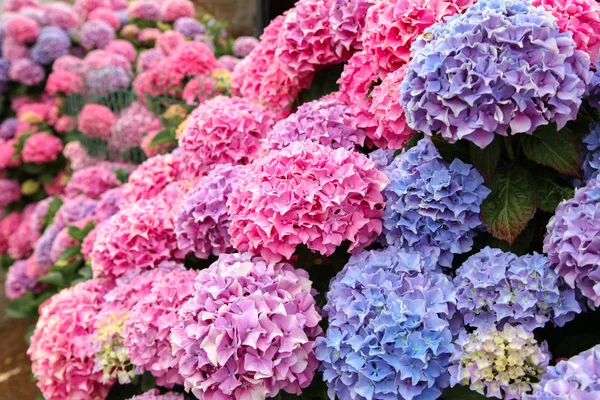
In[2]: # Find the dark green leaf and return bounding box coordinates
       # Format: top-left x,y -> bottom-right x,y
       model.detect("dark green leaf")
115,168 -> 129,184
37,271 -> 65,286
441,385 -> 488,400
6,292 -> 38,319
58,245 -> 82,262
481,166 -> 537,244
42,196 -> 63,230
537,178 -> 574,213
475,222 -> 535,256
431,135 -> 470,164
521,124 -> 581,178
68,226 -> 86,242
78,264 -> 93,279
297,64 -> 344,105
149,129 -> 176,148
1,254 -> 15,272
140,371 -> 156,392
469,136 -> 501,183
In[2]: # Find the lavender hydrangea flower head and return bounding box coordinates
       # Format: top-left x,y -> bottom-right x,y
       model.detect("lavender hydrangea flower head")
582,122 -> 600,183
382,138 -> 490,267
85,66 -> 131,95
401,0 -> 592,149
5,260 -> 45,300
0,58 -> 10,93
544,177 -> 600,307
80,20 -> 115,49
527,344 -> 600,399
455,247 -> 583,330
0,117 -> 18,140
450,324 -> 551,399
53,195 -> 99,229
316,247 -> 458,400
33,224 -> 60,271
175,163 -> 247,259
587,60 -> 600,111
173,17 -> 204,38
368,148 -> 395,171
232,36 -> 259,58
127,390 -> 184,400
31,26 -> 70,65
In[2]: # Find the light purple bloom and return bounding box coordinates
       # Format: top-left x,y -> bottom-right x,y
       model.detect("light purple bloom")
5,260 -> 45,300
173,17 -> 204,38
31,26 -> 71,65
232,36 -> 258,58
0,117 -> 19,140
9,58 -> 45,85
582,122 -> 600,183
80,20 -> 115,50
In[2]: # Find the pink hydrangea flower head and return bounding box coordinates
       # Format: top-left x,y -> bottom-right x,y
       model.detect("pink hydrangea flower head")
5,15 -> 40,44
170,252 -> 322,399
123,268 -> 198,387
137,48 -> 165,72
228,141 -> 389,263
9,58 -> 45,85
81,225 -> 97,260
80,19 -> 115,50
156,30 -> 185,55
156,181 -> 190,219
45,70 -> 84,96
122,154 -> 181,205
128,0 -> 161,20
54,115 -> 76,133
88,7 -> 121,30
0,139 -> 21,169
91,198 -> 181,280
0,179 -> 22,207
53,54 -> 86,74
164,41 -> 218,86
44,2 -> 80,29
5,259 -> 45,300
138,27 -> 161,44
8,204 -> 38,260
0,211 -> 23,254
2,38 -> 31,61
233,36 -> 259,58
105,39 -> 136,62
180,96 -> 275,179
266,94 -> 366,151
128,390 -> 184,400
329,0 -> 375,54
361,0 -> 474,78
141,130 -> 171,157
77,104 -> 116,140
110,102 -> 161,151
84,49 -> 131,71
75,0 -> 111,18
65,165 -> 120,199
22,132 -> 63,164
3,0 -> 38,12
27,279 -> 115,400
49,225 -> 78,263
160,0 -> 194,22
182,74 -> 216,105
216,55 -> 239,72
532,0 -> 600,62
175,164 -> 247,259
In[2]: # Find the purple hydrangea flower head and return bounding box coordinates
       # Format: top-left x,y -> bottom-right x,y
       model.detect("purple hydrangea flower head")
173,17 -> 204,38
127,390 -> 184,400
450,324 -> 551,399
588,60 -> 600,110
232,36 -> 259,58
455,247 -> 583,331
401,0 -> 592,149
9,58 -> 45,85
315,247 -> 458,400
80,20 -> 115,50
85,66 -> 131,95
328,0 -> 374,54
582,122 -> 600,183
0,117 -> 18,140
368,148 -> 395,171
544,177 -> 600,307
527,344 -> 600,399
5,260 -> 46,300
34,224 -> 60,270
31,26 -> 71,65
94,186 -> 125,223
175,163 -> 247,259
266,95 -> 366,151
382,138 -> 490,267
0,58 -> 10,93
136,48 -> 165,72
53,195 -> 99,229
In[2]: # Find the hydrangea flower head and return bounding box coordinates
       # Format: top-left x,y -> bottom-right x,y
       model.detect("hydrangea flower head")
544,177 -> 600,306
105,39 -> 136,62
78,104 -> 116,140
160,0 -> 194,22
5,15 -> 40,44
44,2 -> 80,29
0,212 -> 23,255
582,123 -> 600,183
54,195 -> 99,229
75,0 -> 111,18
0,118 -> 19,140
127,390 -> 184,400
0,179 -> 21,207
27,279 -> 115,400
8,204 -> 39,260
22,132 -> 63,164
228,140 -> 388,263
316,247 -> 457,400
9,58 -> 45,85
266,95 -> 366,151
455,247 -> 583,330
329,0 -> 374,55
88,7 -> 121,30
46,70 -> 84,96
4,0 -> 38,12
65,165 -> 120,199
137,48 -> 165,72
127,0 -> 160,20
80,20 -> 115,49
450,324 -> 551,399
217,55 -> 239,72
179,96 -> 275,179
122,154 -> 181,205
174,16 -> 204,38
31,26 -> 71,65
5,260 -> 45,300
401,0 -> 591,148
233,36 -> 259,57
170,252 -> 322,399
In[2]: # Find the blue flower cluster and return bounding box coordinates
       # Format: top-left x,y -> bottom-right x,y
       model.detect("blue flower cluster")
31,27 -> 70,65
382,138 -> 490,268
0,58 -> 9,94
315,247 -> 458,400
368,148 -> 395,172
455,247 -> 583,331
582,123 -> 600,184
401,0 -> 591,149
588,60 -> 600,111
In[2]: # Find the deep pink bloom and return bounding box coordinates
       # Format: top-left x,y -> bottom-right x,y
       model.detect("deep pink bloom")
54,115 -> 76,134
44,2 -> 80,29
228,141 -> 389,263
0,212 -> 23,254
105,39 -> 137,62
22,133 -> 63,164
45,70 -> 84,96
182,74 -> 217,105
0,139 -> 20,168
8,204 -> 38,260
44,170 -> 68,196
65,165 -> 120,199
160,0 -> 194,22
0,179 -> 22,207
122,154 -> 181,205
88,7 -> 121,30
128,0 -> 161,20
28,279 -> 115,400
5,15 -> 40,44
78,104 -> 116,140
156,31 -> 185,55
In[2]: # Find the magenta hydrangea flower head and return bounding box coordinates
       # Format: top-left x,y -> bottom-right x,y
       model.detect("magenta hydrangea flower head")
9,204 -> 39,259
27,279 -> 115,400
122,154 -> 181,205
179,96 -> 275,179
173,16 -> 204,38
91,198 -> 181,280
80,20 -> 115,49
160,0 -> 194,22
266,95 -> 366,151
175,163 -> 247,259
136,48 -> 165,72
527,344 -> 600,399
228,140 -> 388,263
78,103 -> 116,140
329,0 -> 374,55
5,15 -> 40,44
22,132 -> 63,164
316,247 -> 457,400
9,58 -> 45,85
170,252 -> 322,399
544,177 -> 600,307
123,268 -> 197,387
65,165 -> 120,199
0,212 -> 23,255
383,138 -> 490,267
450,324 -> 551,399
127,390 -> 184,400
0,179 -> 21,207
233,36 -> 259,58
5,260 -> 45,300
455,247 -> 583,330
127,0 -> 160,20
44,2 -> 80,29
401,0 -> 592,149
105,39 -> 136,62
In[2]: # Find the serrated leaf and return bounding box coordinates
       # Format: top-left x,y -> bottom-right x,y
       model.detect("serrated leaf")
149,129 -> 176,148
481,166 -> 537,244
58,245 -> 82,262
469,136 -> 501,183
521,124 -> 581,178
537,178 -> 574,213
37,271 -> 65,286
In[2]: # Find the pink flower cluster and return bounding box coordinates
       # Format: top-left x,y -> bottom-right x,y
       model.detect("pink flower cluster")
180,96 -> 275,179
94,186 -> 125,223
22,132 -> 63,164
329,0 -> 375,54
160,0 -> 194,22
5,259 -> 45,300
228,140 -> 389,263
128,0 -> 161,20
170,252 -> 322,399
8,204 -> 38,260
6,15 -> 40,44
105,39 -> 137,62
65,165 -> 120,199
77,104 -> 116,140
63,141 -> 100,171
0,212 -> 23,254
28,279 -> 115,400
128,390 -> 184,400
0,179 -> 22,207
122,154 -> 181,205
110,102 -> 161,151
45,70 -> 84,96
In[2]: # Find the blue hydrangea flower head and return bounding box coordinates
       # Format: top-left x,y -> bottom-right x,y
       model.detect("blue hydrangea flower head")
368,148 -> 395,171
315,247 -> 458,400
31,26 -> 71,65
587,60 -> 600,110
582,123 -> 600,183
401,0 -> 591,149
382,138 -> 490,268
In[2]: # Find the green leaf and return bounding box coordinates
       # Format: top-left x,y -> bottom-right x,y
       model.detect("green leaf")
481,166 -> 537,244
475,222 -> 536,256
58,245 -> 82,262
140,371 -> 156,392
115,168 -> 129,184
42,196 -> 63,231
469,137 -> 501,183
441,385 -> 488,400
68,226 -> 86,242
6,292 -> 38,319
149,129 -> 176,148
537,178 -> 575,213
78,264 -> 93,279
521,124 -> 581,178
37,271 -> 65,286
431,135 -> 470,164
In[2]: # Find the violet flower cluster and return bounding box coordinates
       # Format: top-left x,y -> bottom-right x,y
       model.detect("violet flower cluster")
382,138 -> 490,267
582,123 -> 600,183
5,259 -> 45,300
401,0 -> 591,149
31,26 -> 70,65
316,247 -> 458,400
